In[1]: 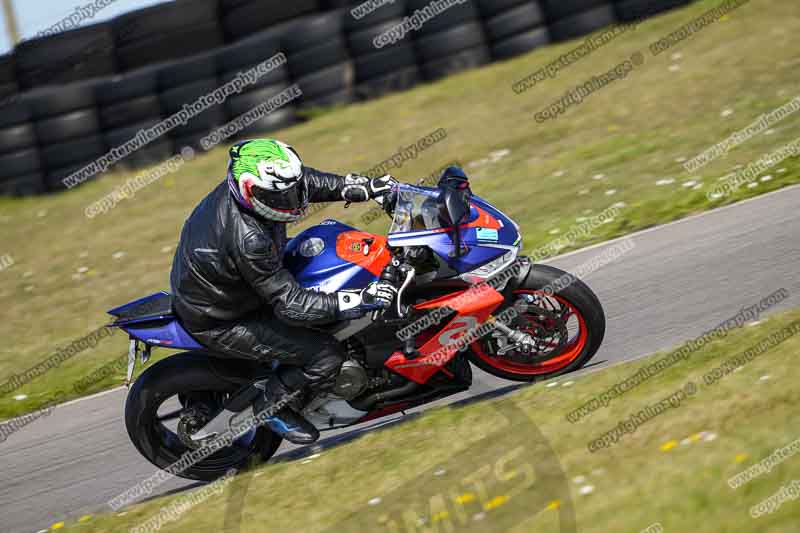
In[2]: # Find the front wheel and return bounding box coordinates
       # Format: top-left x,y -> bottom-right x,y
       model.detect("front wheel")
468,264 -> 605,382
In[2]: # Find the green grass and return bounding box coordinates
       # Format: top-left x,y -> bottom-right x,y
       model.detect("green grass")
1,0 -> 800,418
63,308 -> 800,532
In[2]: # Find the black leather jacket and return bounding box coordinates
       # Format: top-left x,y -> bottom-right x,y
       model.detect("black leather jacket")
170,167 -> 351,331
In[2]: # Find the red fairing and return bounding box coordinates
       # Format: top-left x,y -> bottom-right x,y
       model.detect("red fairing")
385,284 -> 505,384
335,230 -> 392,276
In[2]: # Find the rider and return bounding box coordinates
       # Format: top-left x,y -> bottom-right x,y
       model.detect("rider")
170,139 -> 398,445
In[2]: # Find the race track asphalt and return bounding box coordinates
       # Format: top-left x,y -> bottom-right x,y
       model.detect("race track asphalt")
2,185 -> 798,533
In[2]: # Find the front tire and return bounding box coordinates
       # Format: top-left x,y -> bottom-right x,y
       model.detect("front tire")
124,352 -> 282,482
469,264 -> 606,382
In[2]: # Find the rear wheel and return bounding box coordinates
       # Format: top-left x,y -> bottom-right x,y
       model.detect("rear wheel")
125,352 -> 282,482
469,264 -> 605,381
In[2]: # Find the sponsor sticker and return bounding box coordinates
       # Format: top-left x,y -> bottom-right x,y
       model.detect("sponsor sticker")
476,227 -> 499,242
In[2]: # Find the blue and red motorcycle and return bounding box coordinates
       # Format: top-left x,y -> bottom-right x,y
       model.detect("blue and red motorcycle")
111,175 -> 605,481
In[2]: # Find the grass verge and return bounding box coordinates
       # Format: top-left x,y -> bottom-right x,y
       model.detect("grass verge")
63,307 -> 800,532
1,0 -> 799,418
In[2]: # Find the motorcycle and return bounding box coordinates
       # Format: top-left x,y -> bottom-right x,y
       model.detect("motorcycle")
111,172 -> 605,481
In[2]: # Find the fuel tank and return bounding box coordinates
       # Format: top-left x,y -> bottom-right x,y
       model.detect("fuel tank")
283,219 -> 392,293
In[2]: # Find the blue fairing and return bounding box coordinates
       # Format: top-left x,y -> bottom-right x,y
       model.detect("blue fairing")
283,220 -> 380,293
124,320 -> 204,350
109,292 -> 203,350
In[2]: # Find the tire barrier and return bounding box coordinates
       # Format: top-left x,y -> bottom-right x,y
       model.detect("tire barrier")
295,61 -> 356,110
343,0 -> 420,100
0,0 -> 699,197
0,53 -> 17,103
114,0 -> 222,71
485,2 -> 546,43
156,50 -> 226,153
476,0 -> 531,18
28,81 -> 108,192
540,1 -> 618,42
416,22 -> 491,80
225,90 -> 299,137
547,4 -> 618,42
160,77 -> 226,144
480,1 -> 551,60
117,22 -> 224,72
14,23 -> 117,90
0,96 -> 42,196
98,66 -> 167,171
36,109 -> 100,145
99,94 -> 162,131
217,25 -> 297,135
613,0 -> 691,22
354,45 -> 420,99
105,119 -> 174,169
283,10 -> 357,109
114,0 -> 219,44
407,0 -> 491,81
344,0 -> 408,30
0,117 -> 35,155
220,0 -> 320,41
0,150 -> 44,196
492,26 -> 552,61
408,0 -> 482,35
542,0 -> 610,21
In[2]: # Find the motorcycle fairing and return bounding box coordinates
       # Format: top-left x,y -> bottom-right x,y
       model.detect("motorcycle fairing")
334,230 -> 393,277
384,285 -> 505,384
108,291 -> 172,323
109,292 -> 204,350
123,320 -> 204,350
283,220 -> 391,293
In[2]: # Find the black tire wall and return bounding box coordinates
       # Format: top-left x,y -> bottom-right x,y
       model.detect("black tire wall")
0,0 -> 698,196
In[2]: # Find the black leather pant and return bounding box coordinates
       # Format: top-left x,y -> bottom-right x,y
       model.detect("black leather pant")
186,307 -> 344,393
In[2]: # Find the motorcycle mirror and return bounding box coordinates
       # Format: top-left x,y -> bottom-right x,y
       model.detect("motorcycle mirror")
438,168 -> 472,258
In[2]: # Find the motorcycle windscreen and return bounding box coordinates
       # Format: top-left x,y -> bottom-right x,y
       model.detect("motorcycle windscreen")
388,186 -> 479,234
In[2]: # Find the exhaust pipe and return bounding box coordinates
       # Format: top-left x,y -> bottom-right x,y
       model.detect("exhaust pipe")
350,381 -> 421,411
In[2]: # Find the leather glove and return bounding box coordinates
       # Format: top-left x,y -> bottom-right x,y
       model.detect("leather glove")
341,174 -> 398,204
366,280 -> 398,308
336,281 -> 398,320
368,175 -> 398,206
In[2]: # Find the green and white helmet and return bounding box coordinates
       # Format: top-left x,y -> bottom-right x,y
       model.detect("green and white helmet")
227,139 -> 308,222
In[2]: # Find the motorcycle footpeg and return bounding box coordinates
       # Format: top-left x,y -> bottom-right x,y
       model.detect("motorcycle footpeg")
189,407 -> 256,443
189,382 -> 262,442
225,383 -> 264,412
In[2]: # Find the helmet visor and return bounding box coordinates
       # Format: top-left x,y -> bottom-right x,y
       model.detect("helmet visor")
252,179 -> 308,213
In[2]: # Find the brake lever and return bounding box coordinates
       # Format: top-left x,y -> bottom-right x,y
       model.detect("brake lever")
396,266 -> 415,318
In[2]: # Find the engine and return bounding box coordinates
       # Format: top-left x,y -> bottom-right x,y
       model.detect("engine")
332,360 -> 369,400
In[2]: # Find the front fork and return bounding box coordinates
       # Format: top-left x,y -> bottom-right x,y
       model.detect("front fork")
488,257 -> 535,354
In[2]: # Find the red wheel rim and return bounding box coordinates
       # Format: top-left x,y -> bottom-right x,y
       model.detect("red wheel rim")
471,290 -> 588,376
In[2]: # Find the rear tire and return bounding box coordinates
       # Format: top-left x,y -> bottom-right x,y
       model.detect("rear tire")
468,264 -> 605,382
125,352 -> 282,482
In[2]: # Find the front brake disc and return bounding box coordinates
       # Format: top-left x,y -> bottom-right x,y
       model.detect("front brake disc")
502,303 -> 569,364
